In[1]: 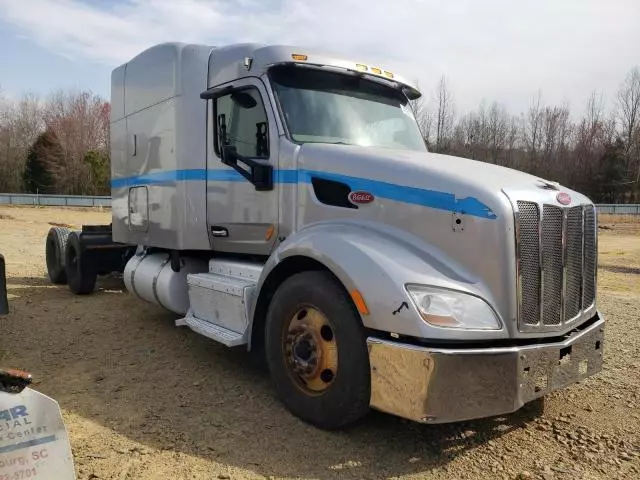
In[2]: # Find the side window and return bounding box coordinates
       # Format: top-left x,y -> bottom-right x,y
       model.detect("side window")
214,87 -> 269,159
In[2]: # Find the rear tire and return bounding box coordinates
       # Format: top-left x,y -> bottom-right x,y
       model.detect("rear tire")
65,232 -> 97,295
264,271 -> 371,430
45,227 -> 71,284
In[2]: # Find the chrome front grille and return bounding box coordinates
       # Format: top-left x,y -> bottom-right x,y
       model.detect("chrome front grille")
583,207 -> 596,309
517,202 -> 541,325
515,201 -> 597,332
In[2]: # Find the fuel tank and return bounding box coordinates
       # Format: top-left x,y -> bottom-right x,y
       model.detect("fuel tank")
123,253 -> 207,315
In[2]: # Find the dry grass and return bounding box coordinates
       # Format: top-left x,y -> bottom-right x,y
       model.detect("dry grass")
598,213 -> 640,224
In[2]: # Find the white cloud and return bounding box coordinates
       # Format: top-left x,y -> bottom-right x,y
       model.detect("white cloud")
1,0 -> 639,114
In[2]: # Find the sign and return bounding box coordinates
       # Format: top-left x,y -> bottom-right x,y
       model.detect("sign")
0,389 -> 75,479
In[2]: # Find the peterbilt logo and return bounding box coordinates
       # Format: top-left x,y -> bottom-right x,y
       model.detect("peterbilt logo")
348,191 -> 374,205
556,192 -> 572,205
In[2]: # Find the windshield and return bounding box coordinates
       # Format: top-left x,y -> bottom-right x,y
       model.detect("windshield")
268,65 -> 427,152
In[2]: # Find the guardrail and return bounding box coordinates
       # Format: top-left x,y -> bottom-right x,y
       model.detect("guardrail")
0,193 -> 111,208
596,204 -> 640,215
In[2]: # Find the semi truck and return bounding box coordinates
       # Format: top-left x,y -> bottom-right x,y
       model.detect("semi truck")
44,42 -> 604,430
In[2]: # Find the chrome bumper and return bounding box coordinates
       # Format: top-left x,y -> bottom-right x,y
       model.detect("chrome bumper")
367,314 -> 604,424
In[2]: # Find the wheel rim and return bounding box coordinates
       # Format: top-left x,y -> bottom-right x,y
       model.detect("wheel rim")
283,306 -> 338,394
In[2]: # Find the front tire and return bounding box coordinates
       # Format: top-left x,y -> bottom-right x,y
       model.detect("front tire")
264,271 -> 371,430
65,232 -> 97,295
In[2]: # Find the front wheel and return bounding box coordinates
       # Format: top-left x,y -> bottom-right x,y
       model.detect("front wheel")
264,271 -> 371,430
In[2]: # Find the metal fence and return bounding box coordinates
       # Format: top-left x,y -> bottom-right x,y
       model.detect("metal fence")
0,193 -> 638,215
595,204 -> 640,216
0,193 -> 111,208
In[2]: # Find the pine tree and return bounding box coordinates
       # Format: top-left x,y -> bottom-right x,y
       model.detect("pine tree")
22,129 -> 61,194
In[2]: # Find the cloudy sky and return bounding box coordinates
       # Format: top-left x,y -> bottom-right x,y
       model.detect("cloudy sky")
0,0 -> 638,115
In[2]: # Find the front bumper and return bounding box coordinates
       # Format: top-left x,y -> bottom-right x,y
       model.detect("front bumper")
367,313 -> 604,424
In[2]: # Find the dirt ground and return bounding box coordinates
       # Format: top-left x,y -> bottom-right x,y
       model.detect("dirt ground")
1,205 -> 639,480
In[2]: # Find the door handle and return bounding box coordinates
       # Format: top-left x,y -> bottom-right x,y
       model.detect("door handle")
211,226 -> 229,237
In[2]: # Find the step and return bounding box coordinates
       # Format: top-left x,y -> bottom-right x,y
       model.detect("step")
208,258 -> 263,281
180,313 -> 246,347
188,272 -> 255,296
186,272 -> 257,340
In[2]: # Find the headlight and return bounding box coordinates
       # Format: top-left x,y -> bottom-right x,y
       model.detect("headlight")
405,285 -> 502,330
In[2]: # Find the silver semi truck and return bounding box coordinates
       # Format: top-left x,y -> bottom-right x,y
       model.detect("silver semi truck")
44,42 -> 604,430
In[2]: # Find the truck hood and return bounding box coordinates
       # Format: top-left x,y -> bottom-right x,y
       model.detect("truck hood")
296,143 -> 590,216
293,142 -> 593,339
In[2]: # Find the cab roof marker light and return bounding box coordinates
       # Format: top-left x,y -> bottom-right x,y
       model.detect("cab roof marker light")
356,63 -> 368,72
384,71 -> 394,79
291,54 -> 308,61
371,67 -> 382,75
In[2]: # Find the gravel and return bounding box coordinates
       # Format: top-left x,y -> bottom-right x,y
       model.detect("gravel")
1,206 -> 639,479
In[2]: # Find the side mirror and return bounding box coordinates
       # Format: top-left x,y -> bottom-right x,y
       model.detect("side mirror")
220,146 -> 273,191
230,91 -> 257,109
221,145 -> 239,166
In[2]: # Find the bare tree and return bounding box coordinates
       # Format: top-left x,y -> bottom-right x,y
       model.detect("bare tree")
616,68 -> 640,193
505,114 -> 522,167
487,102 -> 509,164
0,94 -> 43,192
523,91 -> 544,170
408,81 -> 432,147
433,76 -> 455,153
617,68 -> 640,154
43,90 -> 110,194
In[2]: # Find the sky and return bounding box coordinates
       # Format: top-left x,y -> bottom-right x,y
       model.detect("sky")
0,0 -> 639,116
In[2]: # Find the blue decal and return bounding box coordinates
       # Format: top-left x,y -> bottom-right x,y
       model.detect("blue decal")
111,169 -> 206,188
300,170 -> 497,219
111,168 -> 496,219
0,435 -> 57,454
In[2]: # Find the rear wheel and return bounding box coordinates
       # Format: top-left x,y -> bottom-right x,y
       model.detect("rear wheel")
65,232 -> 97,295
264,271 -> 371,430
45,227 -> 71,284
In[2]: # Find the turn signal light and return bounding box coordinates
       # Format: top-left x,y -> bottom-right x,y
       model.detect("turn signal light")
350,290 -> 370,316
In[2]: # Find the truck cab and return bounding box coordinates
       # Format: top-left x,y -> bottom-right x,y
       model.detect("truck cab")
45,42 -> 604,430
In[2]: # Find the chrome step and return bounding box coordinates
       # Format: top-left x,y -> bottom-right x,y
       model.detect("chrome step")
208,258 -> 263,281
183,259 -> 264,347
178,313 -> 246,347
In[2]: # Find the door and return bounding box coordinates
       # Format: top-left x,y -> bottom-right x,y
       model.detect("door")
206,78 -> 279,255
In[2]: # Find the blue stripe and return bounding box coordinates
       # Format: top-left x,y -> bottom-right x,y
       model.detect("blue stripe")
111,168 -> 496,219
301,170 -> 496,219
111,169 -> 207,188
0,435 -> 57,454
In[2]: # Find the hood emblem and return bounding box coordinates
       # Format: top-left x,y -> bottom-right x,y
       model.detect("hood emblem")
537,179 -> 560,190
348,191 -> 375,205
556,192 -> 572,205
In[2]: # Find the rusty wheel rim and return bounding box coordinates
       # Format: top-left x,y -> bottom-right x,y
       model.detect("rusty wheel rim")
283,306 -> 338,395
